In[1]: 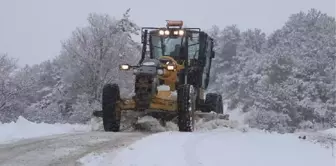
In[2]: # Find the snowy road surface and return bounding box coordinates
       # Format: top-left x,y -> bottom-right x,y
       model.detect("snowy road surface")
0,116 -> 335,166
80,128 -> 336,166
0,131 -> 148,166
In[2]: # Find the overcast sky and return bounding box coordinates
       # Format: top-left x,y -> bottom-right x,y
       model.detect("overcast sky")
0,0 -> 335,66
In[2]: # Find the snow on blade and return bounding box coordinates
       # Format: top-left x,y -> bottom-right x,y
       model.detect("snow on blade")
0,116 -> 90,144
82,129 -> 335,166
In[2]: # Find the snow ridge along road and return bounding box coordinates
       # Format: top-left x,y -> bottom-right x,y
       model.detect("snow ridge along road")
0,131 -> 149,166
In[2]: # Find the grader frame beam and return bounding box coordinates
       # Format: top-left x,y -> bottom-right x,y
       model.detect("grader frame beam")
117,96 -> 177,111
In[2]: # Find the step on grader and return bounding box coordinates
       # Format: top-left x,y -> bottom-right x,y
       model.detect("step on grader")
92,20 -> 229,132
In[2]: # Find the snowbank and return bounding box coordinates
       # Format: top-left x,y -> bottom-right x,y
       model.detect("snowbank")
80,128 -> 335,166
322,128 -> 336,137
0,116 -> 90,144
294,128 -> 336,149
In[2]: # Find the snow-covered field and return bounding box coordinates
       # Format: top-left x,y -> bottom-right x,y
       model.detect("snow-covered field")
0,116 -> 90,144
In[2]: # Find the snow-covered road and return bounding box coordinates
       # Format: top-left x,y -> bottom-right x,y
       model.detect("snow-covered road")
0,131 -> 148,166
0,116 -> 150,166
0,116 -> 335,166
81,128 -> 335,166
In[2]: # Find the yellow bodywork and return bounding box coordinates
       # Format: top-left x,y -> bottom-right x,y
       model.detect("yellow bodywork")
118,90 -> 178,111
118,56 -> 183,112
158,56 -> 184,91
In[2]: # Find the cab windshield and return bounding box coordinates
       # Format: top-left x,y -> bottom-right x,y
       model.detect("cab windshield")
149,30 -> 200,60
150,35 -> 186,59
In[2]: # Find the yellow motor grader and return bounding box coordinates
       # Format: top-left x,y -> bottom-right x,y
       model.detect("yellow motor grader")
92,20 -> 229,132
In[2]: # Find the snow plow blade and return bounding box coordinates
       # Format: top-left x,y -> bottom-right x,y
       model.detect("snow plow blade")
92,110 -> 229,122
91,109 -> 230,132
194,111 -> 229,121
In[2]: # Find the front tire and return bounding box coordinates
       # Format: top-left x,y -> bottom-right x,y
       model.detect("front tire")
177,84 -> 196,132
102,83 -> 121,132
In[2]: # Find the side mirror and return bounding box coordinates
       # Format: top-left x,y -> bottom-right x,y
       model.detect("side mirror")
211,51 -> 215,58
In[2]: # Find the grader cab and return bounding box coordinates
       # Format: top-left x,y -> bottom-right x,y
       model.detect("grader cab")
93,20 -> 228,132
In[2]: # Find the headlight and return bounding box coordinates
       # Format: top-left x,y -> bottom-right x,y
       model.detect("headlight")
120,64 -> 130,70
173,31 -> 179,35
164,30 -> 170,35
157,69 -> 164,75
159,30 -> 164,35
167,65 -> 175,71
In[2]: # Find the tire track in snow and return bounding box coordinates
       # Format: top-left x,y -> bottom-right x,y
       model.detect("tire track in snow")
183,130 -> 231,166
184,132 -> 210,166
0,132 -> 149,166
0,132 -> 89,164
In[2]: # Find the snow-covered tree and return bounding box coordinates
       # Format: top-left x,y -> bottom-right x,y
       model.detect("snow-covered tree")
209,26 -> 267,110
0,54 -> 36,122
22,9 -> 141,124
0,54 -> 19,122
60,9 -> 140,102
210,8 -> 335,132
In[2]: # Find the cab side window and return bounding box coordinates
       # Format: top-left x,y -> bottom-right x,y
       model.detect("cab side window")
188,32 -> 200,60
204,38 -> 212,73
201,36 -> 212,88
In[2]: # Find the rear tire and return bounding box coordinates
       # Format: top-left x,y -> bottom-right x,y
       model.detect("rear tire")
102,83 -> 121,132
177,84 -> 196,132
204,93 -> 223,114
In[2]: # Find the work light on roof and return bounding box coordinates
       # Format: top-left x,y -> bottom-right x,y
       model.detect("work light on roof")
159,30 -> 164,35
178,30 -> 184,35
173,30 -> 185,36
